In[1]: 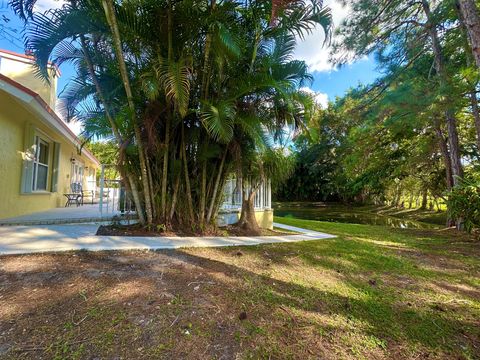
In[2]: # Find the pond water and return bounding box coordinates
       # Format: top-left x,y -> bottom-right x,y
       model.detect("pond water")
273,202 -> 439,229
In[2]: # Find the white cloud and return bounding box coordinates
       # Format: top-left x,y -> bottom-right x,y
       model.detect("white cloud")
294,0 -> 350,73
300,86 -> 329,108
66,119 -> 83,136
34,0 -> 66,12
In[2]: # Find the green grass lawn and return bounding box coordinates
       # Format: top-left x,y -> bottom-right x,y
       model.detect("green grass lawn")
258,217 -> 479,359
1,217 -> 479,359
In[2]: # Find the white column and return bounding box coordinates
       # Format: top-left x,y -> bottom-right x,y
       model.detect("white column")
260,182 -> 263,209
264,181 -> 267,209
267,179 -> 271,209
99,164 -> 105,214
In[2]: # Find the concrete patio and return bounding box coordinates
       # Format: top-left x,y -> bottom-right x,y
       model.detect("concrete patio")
0,222 -> 335,255
0,203 -> 132,226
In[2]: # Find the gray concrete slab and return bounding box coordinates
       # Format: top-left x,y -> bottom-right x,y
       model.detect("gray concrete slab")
0,222 -> 335,255
0,204 -> 134,226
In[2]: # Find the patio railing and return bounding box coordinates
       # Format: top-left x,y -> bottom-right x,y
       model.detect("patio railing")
220,178 -> 271,211
98,165 -> 134,216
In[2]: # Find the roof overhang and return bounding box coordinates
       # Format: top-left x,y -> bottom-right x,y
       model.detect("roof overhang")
0,74 -> 100,166
0,49 -> 61,77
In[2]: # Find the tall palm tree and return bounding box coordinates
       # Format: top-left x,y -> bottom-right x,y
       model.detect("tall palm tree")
12,0 -> 331,232
101,0 -> 154,224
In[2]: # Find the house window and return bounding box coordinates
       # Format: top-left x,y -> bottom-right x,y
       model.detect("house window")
32,136 -> 50,191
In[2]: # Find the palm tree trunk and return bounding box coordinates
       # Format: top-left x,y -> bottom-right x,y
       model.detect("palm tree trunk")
199,162 -> 207,227
197,1 -> 215,226
126,173 -> 144,221
212,176 -> 228,219
237,181 -> 261,235
161,0 -> 174,221
206,163 -> 216,202
161,114 -> 170,220
78,34 -> 146,224
457,0 -> 480,68
169,169 -> 181,221
181,122 -> 195,223
102,0 -> 154,224
206,148 -> 227,223
201,0 -> 216,99
146,152 -> 156,219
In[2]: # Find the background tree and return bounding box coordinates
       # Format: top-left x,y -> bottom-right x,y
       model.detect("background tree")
86,141 -> 120,180
457,0 -> 480,68
278,0 -> 478,228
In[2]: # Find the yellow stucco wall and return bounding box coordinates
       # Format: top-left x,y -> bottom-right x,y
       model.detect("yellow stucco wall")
0,54 -> 57,109
217,209 -> 274,229
255,209 -> 274,230
0,92 -> 98,220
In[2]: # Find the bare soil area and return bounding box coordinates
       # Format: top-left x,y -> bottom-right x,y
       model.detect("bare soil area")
1,218 -> 479,359
96,224 -> 292,237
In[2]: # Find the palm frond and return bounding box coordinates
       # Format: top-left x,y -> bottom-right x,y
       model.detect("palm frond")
140,71 -> 162,101
277,0 -> 332,42
25,3 -> 106,82
51,40 -> 84,68
156,57 -> 191,117
272,59 -> 313,88
214,22 -> 241,58
200,100 -> 236,143
58,77 -> 96,121
236,114 -> 272,149
272,33 -> 296,64
9,0 -> 37,21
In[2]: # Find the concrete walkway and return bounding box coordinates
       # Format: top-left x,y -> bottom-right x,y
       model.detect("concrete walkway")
0,204 -> 130,226
0,222 -> 335,255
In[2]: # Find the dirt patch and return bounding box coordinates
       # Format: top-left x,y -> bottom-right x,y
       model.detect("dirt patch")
0,250 -> 246,359
96,223 -> 293,237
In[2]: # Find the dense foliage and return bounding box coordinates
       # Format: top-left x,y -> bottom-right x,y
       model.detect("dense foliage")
86,141 -> 120,180
277,0 -> 480,229
276,121 -> 340,202
447,177 -> 480,233
12,0 -> 331,232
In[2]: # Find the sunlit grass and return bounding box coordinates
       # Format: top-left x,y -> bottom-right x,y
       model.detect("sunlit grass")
184,217 -> 480,358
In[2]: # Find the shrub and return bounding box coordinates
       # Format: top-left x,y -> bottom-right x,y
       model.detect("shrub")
446,178 -> 480,233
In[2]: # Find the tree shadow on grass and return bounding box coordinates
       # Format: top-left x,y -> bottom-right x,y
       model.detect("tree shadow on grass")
173,246 -> 480,359
0,247 -> 479,359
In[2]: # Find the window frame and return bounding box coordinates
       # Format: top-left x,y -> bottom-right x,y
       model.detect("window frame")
32,135 -> 51,192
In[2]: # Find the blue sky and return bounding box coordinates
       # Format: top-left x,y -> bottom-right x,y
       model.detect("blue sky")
0,0 -> 381,114
310,58 -> 379,101
0,0 -> 77,93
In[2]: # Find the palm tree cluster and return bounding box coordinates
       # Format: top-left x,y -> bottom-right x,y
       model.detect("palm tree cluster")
11,0 -> 331,233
